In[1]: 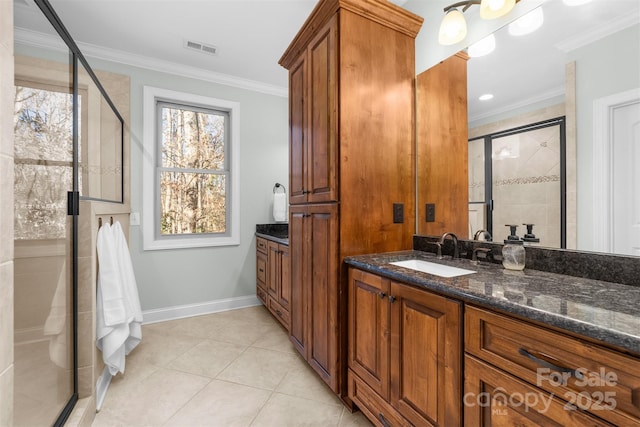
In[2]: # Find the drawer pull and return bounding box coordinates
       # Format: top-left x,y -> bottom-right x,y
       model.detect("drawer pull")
379,292 -> 387,299
518,347 -> 584,380
389,296 -> 396,303
377,413 -> 391,427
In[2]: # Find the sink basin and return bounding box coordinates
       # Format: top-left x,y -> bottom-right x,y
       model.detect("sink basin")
389,259 -> 476,278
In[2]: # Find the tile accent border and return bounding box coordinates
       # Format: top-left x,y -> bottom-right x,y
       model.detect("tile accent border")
142,295 -> 261,325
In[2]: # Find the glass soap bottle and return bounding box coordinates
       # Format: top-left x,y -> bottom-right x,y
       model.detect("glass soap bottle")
502,224 -> 525,271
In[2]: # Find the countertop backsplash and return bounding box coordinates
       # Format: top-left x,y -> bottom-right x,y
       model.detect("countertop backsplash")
413,235 -> 640,288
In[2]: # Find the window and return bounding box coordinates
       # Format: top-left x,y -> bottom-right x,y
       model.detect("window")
143,87 -> 240,250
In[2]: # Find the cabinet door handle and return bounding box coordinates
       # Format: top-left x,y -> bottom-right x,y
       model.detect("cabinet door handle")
379,292 -> 386,299
388,296 -> 396,303
275,309 -> 282,317
377,413 -> 391,427
518,347 -> 584,380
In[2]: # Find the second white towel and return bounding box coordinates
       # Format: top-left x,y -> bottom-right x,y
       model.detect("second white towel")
273,192 -> 287,222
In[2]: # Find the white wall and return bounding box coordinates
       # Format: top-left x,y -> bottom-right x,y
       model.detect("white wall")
78,58 -> 289,312
568,24 -> 640,251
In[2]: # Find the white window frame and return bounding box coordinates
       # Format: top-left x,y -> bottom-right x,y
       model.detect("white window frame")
142,86 -> 240,250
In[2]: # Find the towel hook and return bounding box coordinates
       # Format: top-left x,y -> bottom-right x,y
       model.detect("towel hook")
273,183 -> 286,194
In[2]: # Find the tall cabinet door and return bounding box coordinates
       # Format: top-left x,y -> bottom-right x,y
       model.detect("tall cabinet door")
289,54 -> 307,205
289,205 -> 308,355
307,203 -> 340,391
306,16 -> 338,204
389,283 -> 462,427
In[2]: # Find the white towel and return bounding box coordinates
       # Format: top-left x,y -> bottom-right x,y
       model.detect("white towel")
273,192 -> 287,222
96,221 -> 143,375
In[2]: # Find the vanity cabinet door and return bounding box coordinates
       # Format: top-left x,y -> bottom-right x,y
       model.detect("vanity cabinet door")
348,268 -> 390,399
278,244 -> 290,311
465,355 -> 613,427
389,282 -> 462,427
267,241 -> 279,298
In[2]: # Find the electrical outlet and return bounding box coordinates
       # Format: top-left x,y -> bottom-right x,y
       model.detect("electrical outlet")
426,204 -> 435,222
393,203 -> 403,224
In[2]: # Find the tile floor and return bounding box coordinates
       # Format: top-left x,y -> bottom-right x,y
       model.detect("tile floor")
92,306 -> 372,426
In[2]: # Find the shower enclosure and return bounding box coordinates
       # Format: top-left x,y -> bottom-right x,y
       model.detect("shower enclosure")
468,117 -> 566,248
13,0 -> 123,425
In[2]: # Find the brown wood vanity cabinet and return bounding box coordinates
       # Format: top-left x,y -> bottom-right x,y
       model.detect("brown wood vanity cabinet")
279,0 -> 422,397
256,237 -> 268,306
256,237 -> 290,330
464,306 -> 640,426
348,268 -> 462,426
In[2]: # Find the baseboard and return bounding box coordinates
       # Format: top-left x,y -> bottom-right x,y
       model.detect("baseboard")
95,366 -> 112,412
141,295 -> 261,325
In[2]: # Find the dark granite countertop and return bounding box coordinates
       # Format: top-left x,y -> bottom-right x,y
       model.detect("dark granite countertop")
255,223 -> 288,246
344,250 -> 640,356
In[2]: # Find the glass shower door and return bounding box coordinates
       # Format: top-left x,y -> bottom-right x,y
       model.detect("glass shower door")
13,68 -> 76,425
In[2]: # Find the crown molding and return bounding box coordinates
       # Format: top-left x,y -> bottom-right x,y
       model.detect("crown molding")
469,84 -> 565,124
14,27 -> 288,98
555,12 -> 640,53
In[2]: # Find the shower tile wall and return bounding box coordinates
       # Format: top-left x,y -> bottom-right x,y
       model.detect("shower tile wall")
469,103 -> 573,249
492,127 -> 562,247
0,0 -> 14,424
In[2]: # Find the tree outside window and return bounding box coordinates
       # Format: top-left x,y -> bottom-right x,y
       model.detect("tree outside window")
158,104 -> 228,236
143,86 -> 240,250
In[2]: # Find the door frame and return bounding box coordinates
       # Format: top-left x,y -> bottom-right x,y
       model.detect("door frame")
592,88 -> 640,253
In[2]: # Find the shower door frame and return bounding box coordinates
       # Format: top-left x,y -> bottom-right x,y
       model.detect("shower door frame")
29,1 -> 125,425
469,117 -> 567,248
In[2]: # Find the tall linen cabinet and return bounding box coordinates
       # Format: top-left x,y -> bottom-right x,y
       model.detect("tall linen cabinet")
279,0 -> 422,397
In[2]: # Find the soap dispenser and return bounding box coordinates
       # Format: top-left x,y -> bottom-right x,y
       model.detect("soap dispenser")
523,223 -> 540,245
502,224 -> 525,271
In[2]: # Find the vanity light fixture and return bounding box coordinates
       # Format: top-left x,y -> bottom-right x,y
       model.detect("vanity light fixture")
439,0 -> 520,46
480,0 -> 516,20
468,33 -> 496,57
508,6 -> 544,36
439,6 -> 470,45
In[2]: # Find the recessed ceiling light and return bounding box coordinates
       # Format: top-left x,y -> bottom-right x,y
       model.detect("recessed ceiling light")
479,94 -> 494,101
508,7 -> 544,36
468,34 -> 496,58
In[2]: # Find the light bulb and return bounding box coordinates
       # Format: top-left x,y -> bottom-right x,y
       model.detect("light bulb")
508,7 -> 544,36
438,9 -> 467,45
468,34 -> 496,57
480,0 -> 516,19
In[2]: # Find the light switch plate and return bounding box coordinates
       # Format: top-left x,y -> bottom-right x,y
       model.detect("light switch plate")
130,212 -> 140,226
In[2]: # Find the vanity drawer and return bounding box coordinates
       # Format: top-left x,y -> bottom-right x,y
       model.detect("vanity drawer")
465,355 -> 613,426
267,297 -> 290,330
465,306 -> 640,426
348,370 -> 409,427
257,250 -> 267,284
256,284 -> 267,305
256,237 -> 268,254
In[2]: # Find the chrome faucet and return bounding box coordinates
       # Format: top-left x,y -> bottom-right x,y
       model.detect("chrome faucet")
473,229 -> 492,241
438,232 -> 459,259
472,247 -> 492,264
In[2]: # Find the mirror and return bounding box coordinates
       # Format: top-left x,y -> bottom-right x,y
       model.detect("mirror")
417,0 -> 640,257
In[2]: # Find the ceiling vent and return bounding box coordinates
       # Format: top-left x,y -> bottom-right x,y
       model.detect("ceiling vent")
184,40 -> 218,56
